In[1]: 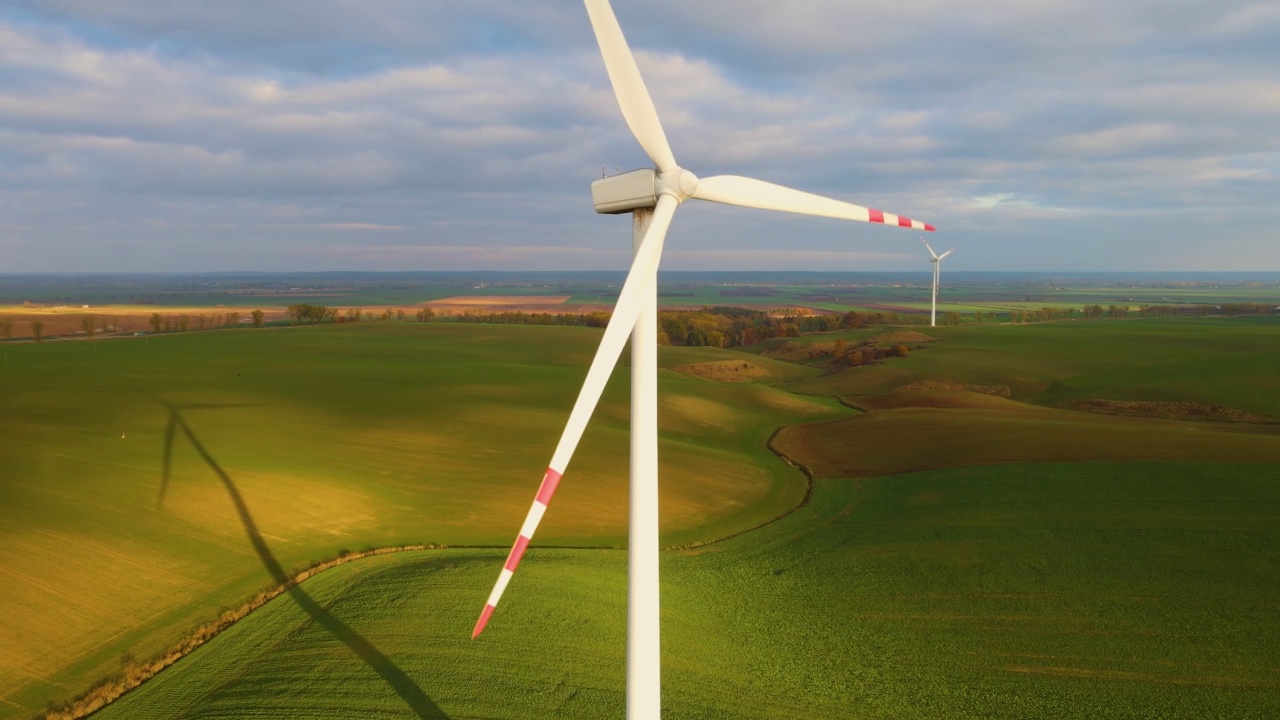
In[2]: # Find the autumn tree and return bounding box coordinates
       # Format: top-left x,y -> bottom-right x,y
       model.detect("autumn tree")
252,309 -> 265,328
1,319 -> 13,339
31,320 -> 44,342
415,308 -> 435,322
150,313 -> 162,333
286,304 -> 330,325
81,315 -> 96,337
840,311 -> 864,329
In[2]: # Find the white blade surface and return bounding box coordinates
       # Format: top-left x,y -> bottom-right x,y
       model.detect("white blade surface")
584,0 -> 678,173
694,175 -> 935,231
472,193 -> 678,638
939,248 -> 955,260
546,193 -> 676,474
922,238 -> 939,259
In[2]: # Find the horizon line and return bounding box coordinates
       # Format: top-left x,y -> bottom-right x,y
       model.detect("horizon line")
2,269 -> 1279,277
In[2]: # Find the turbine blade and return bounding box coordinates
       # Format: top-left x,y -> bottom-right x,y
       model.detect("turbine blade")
922,238 -> 939,259
473,194 -> 679,639
939,248 -> 955,260
693,175 -> 935,231
584,0 -> 678,173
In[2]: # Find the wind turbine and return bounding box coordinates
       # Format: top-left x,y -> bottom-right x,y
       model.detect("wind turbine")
473,1 -> 935,716
923,239 -> 955,327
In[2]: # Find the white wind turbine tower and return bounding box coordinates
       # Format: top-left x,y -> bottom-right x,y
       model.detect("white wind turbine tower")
473,1 -> 935,717
923,238 -> 954,327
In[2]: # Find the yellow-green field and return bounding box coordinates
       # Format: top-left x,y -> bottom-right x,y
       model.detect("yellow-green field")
0,323 -> 835,718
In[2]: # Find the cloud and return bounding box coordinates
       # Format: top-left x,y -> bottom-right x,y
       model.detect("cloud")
0,1 -> 1277,272
268,222 -> 409,231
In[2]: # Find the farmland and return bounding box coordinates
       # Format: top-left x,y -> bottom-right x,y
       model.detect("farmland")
0,322 -> 834,717
2,286 -> 1279,718
3,272 -> 1278,342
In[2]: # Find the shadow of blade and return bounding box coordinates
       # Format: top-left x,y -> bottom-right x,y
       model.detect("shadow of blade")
161,410 -> 450,719
157,409 -> 176,509
152,397 -> 253,509
287,585 -> 447,718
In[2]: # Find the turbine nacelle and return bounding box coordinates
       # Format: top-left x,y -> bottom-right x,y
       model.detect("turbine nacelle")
591,168 -> 657,214
591,167 -> 699,214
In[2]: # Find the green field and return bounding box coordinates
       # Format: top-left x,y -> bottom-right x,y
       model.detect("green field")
4,314 -> 1280,718
96,463 -> 1280,719
0,323 -> 835,717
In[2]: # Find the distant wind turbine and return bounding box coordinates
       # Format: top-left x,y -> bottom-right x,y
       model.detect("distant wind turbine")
923,238 -> 954,327
472,2 -> 935,717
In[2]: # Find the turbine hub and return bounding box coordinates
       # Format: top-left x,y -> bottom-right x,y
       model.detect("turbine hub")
655,167 -> 699,201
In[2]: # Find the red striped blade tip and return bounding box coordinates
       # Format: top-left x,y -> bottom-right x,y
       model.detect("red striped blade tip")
472,604 -> 496,639
505,535 -> 532,572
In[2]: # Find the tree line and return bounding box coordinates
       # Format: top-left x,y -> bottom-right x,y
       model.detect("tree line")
288,304 -> 437,324
657,307 -> 934,349
6,299 -> 1275,343
450,310 -> 610,328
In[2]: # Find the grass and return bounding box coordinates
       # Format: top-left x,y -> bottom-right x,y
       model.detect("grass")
0,323 -> 835,718
96,462 -> 1280,719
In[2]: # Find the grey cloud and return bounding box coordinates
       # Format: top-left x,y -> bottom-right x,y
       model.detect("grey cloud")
1,1 -> 1277,272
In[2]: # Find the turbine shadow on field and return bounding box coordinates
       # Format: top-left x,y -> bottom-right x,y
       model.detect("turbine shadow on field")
155,400 -> 256,509
155,399 -> 451,719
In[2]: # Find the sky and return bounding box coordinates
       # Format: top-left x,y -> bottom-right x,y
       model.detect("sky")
1,0 -> 1277,273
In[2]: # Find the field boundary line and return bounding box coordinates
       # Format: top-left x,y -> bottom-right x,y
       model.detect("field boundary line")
663,426 -> 817,552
